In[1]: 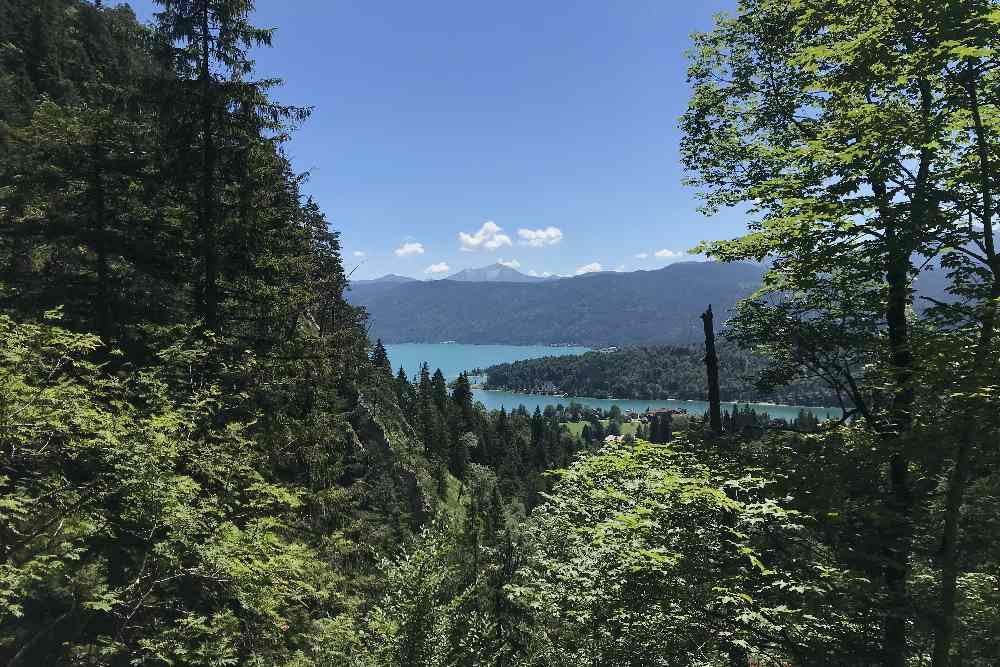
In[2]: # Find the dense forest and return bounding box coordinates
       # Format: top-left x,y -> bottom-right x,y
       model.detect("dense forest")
1,1 -> 999,666
0,0 -> 440,662
482,344 -> 842,407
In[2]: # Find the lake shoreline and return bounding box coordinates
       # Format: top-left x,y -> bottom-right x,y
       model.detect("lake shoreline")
386,343 -> 843,422
473,389 -> 843,421
478,385 -> 838,410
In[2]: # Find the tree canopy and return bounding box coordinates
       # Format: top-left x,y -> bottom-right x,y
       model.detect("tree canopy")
2,0 -> 999,665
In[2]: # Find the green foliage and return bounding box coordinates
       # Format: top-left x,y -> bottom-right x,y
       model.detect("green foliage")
4,0 -> 1000,665
0,2 -> 436,663
483,343 -> 840,406
361,466 -> 530,667
681,0 -> 1000,663
359,435 -> 874,665
0,314 -> 331,664
509,437 -> 866,665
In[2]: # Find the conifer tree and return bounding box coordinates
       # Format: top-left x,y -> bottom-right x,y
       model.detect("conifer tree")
371,338 -> 391,375
451,432 -> 475,479
431,368 -> 449,413
395,365 -> 414,416
151,0 -> 291,331
0,1 -> 159,345
451,372 -> 475,428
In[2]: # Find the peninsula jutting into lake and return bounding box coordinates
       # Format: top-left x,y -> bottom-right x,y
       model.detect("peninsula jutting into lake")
385,343 -> 843,421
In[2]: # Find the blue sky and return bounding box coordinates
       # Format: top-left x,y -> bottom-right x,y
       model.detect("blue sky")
119,0 -> 743,279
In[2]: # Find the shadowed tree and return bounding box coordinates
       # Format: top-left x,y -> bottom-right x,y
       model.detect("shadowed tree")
680,1 -> 1000,662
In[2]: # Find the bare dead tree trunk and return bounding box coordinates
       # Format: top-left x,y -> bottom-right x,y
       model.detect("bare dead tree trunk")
701,305 -> 722,434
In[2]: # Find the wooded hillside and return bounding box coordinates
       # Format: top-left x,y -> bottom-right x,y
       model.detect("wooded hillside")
2,1 -> 999,666
483,343 -> 842,406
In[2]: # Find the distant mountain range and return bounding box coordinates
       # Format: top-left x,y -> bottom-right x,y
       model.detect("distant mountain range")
348,259 -> 957,347
348,261 -> 769,346
354,263 -> 551,285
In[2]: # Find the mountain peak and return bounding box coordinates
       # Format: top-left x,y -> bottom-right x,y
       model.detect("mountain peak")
447,263 -> 548,283
353,273 -> 418,285
346,260 -> 769,346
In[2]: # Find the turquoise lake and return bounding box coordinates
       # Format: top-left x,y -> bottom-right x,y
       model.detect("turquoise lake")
385,343 -> 592,379
386,343 -> 843,422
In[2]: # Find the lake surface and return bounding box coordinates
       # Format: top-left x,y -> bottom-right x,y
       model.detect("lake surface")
386,343 -> 842,422
385,343 -> 592,379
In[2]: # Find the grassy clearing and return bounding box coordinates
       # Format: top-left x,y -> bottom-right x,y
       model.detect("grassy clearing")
562,420 -> 640,438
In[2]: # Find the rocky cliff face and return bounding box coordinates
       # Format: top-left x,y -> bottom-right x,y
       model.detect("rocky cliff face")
351,382 -> 438,527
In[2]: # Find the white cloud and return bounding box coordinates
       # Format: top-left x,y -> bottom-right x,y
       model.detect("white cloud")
635,252 -> 649,259
353,250 -> 366,258
655,248 -> 682,259
518,226 -> 563,247
615,265 -> 626,272
527,269 -> 553,278
459,221 -> 512,252
498,258 -> 521,269
575,262 -> 602,275
394,242 -> 425,257
424,262 -> 450,274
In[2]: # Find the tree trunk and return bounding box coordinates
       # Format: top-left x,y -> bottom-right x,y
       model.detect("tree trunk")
932,278 -> 998,667
873,169 -> 917,667
92,140 -> 112,345
701,305 -> 722,434
199,2 -> 218,331
874,76 -> 937,667
931,71 -> 999,667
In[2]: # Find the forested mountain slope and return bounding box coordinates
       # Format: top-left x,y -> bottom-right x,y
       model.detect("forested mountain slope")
350,260 -> 956,347
4,1 -> 1000,666
0,1 -> 442,662
349,261 -> 767,346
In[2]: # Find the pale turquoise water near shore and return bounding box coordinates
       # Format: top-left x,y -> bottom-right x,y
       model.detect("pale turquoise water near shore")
385,343 -> 843,422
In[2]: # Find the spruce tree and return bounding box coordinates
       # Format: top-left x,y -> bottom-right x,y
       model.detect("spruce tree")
451,372 -> 475,428
450,432 -> 474,479
431,368 -> 449,413
395,366 -> 414,416
371,338 -> 391,375
151,0 -> 291,331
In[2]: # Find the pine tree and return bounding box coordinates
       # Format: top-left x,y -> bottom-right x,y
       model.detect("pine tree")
395,366 -> 414,416
431,368 -> 448,413
450,432 -> 474,479
151,0 -> 290,331
0,1 -> 162,346
371,338 -> 391,375
451,372 -> 475,428
418,362 -> 432,398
